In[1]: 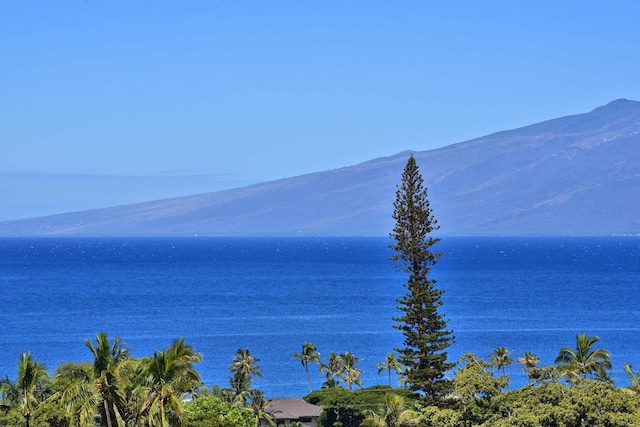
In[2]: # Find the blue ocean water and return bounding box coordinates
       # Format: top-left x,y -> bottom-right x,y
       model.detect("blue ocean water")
0,236 -> 638,397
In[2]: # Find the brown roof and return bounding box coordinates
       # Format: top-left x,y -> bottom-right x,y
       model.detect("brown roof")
268,398 -> 323,420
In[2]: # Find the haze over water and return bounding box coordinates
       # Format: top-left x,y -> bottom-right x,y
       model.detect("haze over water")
0,236 -> 638,397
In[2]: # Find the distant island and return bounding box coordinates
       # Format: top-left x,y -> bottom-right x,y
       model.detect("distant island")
1,99 -> 639,236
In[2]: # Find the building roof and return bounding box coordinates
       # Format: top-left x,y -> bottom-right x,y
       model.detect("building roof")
268,398 -> 323,420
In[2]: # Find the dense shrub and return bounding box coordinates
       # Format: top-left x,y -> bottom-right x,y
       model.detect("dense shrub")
183,394 -> 254,427
305,385 -> 419,427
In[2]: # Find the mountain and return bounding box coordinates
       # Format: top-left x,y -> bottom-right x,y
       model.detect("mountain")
2,99 -> 639,236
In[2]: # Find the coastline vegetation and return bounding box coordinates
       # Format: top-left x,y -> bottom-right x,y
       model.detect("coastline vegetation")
2,333 -> 640,426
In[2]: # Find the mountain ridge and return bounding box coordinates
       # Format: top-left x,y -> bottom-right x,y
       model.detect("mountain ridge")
2,99 -> 639,236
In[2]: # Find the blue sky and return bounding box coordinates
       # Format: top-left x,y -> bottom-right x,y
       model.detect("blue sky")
2,1 -> 640,219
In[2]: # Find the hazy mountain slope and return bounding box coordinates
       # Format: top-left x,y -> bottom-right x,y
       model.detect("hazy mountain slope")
1,99 -> 639,236
420,99 -> 640,234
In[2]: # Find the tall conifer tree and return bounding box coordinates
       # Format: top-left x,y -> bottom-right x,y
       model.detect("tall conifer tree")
389,155 -> 454,402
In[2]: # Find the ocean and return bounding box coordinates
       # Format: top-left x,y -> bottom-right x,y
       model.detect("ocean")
0,236 -> 638,397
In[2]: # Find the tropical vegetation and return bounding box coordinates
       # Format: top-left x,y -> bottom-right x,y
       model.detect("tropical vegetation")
0,336 -> 265,427
293,342 -> 321,393
2,314 -> 637,427
377,353 -> 403,388
0,352 -> 49,427
2,334 -> 640,427
555,333 -> 612,382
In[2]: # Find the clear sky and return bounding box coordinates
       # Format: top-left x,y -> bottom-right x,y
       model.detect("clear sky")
2,1 -> 640,219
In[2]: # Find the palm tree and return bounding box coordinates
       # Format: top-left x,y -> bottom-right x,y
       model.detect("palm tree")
139,338 -> 202,427
362,393 -> 421,427
516,352 -> 540,384
210,384 -> 239,404
85,332 -> 130,427
229,349 -> 262,402
397,367 -> 412,389
320,352 -> 343,388
489,347 -> 513,375
594,365 -> 613,385
555,333 -> 611,381
340,352 -> 363,391
230,349 -> 262,383
247,389 -> 274,427
624,363 -> 640,393
52,358 -> 143,427
51,361 -> 100,427
229,371 -> 252,405
377,353 -> 403,387
292,342 -> 320,393
0,352 -> 50,427
116,357 -> 147,425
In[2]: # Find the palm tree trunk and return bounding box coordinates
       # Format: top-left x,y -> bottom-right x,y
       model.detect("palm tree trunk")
305,364 -> 312,393
103,397 -> 113,427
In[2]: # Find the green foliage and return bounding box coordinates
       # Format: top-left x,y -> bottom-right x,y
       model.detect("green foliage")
182,394 -> 254,427
527,364 -> 561,386
624,363 -> 640,393
228,348 -> 262,404
0,297 -> 637,427
377,353 -> 403,388
454,354 -> 508,400
229,349 -> 262,383
85,332 -> 129,427
0,407 -> 24,427
480,381 -> 640,427
320,352 -> 344,389
293,342 -> 321,393
516,352 -> 540,385
247,389 -> 275,427
451,353 -> 509,425
2,330 -> 640,427
489,347 -> 514,376
138,338 -> 203,427
361,393 -> 422,427
36,362 -> 97,427
339,352 -> 363,391
555,333 -> 612,382
415,381 -> 640,427
306,386 -> 419,427
389,155 -> 455,402
317,351 -> 364,391
0,352 -> 50,427
423,406 -> 465,427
